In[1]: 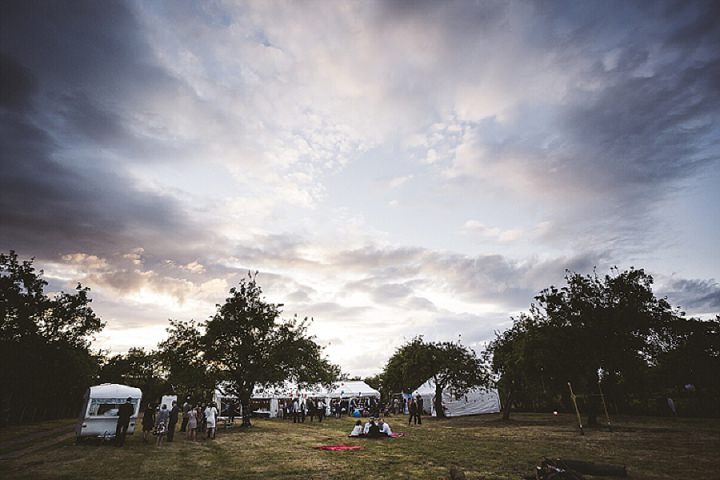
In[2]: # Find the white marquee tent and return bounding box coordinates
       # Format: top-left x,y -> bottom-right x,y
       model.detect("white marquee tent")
213,380 -> 380,419
412,378 -> 501,417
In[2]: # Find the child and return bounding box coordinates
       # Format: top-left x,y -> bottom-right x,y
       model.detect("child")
349,420 -> 363,437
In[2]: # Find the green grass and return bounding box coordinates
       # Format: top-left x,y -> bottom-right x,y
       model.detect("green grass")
1,413 -> 718,479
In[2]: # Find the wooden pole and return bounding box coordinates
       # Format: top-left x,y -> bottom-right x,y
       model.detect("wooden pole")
598,380 -> 612,432
568,382 -> 584,435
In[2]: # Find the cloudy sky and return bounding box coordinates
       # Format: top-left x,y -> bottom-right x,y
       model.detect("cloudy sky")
2,0 -> 719,376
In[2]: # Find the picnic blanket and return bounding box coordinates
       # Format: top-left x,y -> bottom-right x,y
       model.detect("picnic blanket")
316,445 -> 364,451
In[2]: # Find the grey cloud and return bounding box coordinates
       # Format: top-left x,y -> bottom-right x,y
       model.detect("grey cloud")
0,0 -> 212,262
660,278 -> 720,313
0,52 -> 36,110
333,245 -> 607,311
398,0 -> 720,249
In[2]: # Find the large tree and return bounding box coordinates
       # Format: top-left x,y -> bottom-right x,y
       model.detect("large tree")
0,251 -> 104,425
157,319 -> 217,401
201,273 -> 339,427
383,336 -> 486,418
98,347 -> 171,409
488,267 -> 719,422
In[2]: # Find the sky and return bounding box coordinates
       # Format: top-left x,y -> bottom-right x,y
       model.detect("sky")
1,0 -> 719,377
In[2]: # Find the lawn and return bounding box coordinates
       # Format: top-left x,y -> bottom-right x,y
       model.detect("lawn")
1,413 -> 718,479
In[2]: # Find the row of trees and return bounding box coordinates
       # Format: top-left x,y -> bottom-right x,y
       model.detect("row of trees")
488,269 -> 720,421
0,252 -> 339,427
359,268 -> 719,423
2,249 -> 718,427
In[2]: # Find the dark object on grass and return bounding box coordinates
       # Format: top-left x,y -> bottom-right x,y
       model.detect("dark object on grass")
530,458 -> 627,479
449,465 -> 467,480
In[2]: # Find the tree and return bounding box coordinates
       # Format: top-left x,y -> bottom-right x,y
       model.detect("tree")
382,336 -> 486,418
201,273 -> 339,427
0,251 -> 104,425
157,319 -> 216,401
98,347 -> 171,409
488,267 -> 712,423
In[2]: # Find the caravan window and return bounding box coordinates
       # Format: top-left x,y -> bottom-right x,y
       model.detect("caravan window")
87,398 -> 137,417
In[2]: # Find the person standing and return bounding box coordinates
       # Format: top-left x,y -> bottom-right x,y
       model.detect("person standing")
416,395 -> 423,425
300,400 -> 306,423
307,397 -> 316,422
167,400 -> 180,442
115,397 -> 134,447
205,402 -> 218,439
180,396 -> 191,432
317,399 -> 325,422
155,404 -> 169,446
142,403 -> 155,443
199,403 -> 207,433
292,398 -> 300,423
408,399 -> 417,425
186,405 -> 198,441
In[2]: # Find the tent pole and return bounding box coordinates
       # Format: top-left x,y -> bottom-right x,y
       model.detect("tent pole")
568,382 -> 584,435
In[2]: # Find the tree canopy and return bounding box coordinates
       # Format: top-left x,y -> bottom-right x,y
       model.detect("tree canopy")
163,273 -> 340,427
0,251 -> 104,425
382,336 -> 486,417
488,267 -> 720,421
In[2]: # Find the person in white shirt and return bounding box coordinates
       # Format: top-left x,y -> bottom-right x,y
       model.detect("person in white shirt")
378,418 -> 392,436
292,399 -> 300,423
204,403 -> 218,439
348,420 -> 363,437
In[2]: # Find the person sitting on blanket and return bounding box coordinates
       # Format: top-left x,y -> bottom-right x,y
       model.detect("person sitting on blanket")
363,417 -> 375,435
349,420 -> 363,437
377,418 -> 392,436
364,418 -> 382,438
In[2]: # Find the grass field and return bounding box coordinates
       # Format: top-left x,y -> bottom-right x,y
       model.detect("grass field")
1,413 -> 719,479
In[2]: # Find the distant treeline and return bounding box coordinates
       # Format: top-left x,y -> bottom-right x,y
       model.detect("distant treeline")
1,251 -> 718,427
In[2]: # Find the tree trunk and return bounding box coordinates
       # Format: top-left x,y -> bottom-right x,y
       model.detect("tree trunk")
435,383 -> 446,418
240,391 -> 252,428
502,387 -> 513,421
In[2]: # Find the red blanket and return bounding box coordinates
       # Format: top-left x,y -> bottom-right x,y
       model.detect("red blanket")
316,445 -> 364,451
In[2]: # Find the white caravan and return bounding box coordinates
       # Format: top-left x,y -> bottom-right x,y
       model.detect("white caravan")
75,383 -> 142,440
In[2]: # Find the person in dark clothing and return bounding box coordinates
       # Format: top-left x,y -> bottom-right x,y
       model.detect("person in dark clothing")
307,398 -> 316,422
142,403 -> 155,443
408,399 -> 417,425
167,400 -> 180,442
416,395 -> 423,425
180,396 -> 191,432
115,397 -> 134,447
367,420 -> 382,438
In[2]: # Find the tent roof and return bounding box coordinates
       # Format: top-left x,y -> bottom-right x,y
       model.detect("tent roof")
89,383 -> 142,398
328,381 -> 380,398
217,380 -> 380,399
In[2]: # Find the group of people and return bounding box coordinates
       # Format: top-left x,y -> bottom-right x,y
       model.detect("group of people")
121,397 -> 219,447
112,393 -> 426,447
280,397 -> 327,423
348,417 -> 393,438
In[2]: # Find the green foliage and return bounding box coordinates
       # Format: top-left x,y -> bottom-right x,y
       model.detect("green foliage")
382,336 -> 486,417
178,273 -> 339,426
157,319 -> 216,400
98,347 -> 171,408
0,251 -> 104,425
488,267 -> 720,420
